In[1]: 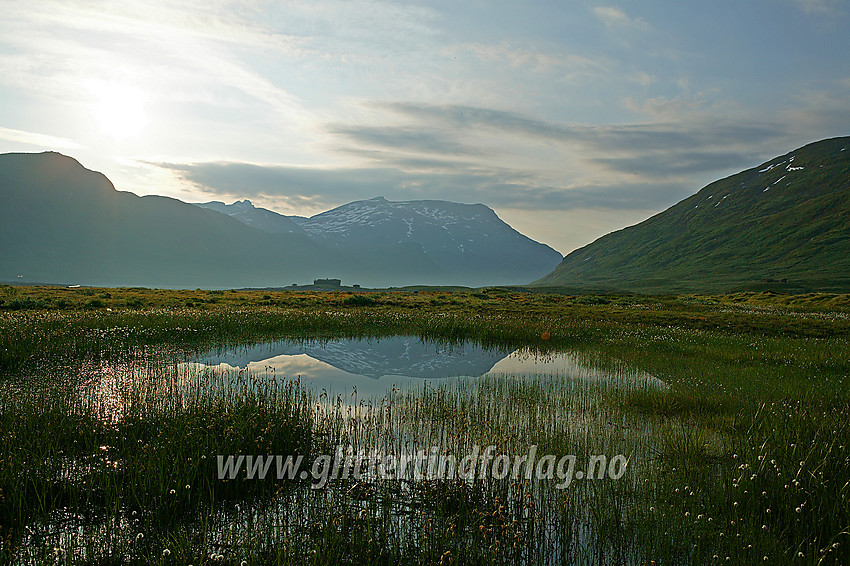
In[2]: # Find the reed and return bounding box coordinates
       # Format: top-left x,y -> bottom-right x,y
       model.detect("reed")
0,289 -> 847,564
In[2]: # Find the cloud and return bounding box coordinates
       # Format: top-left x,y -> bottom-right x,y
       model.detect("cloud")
790,0 -> 842,14
329,125 -> 484,157
0,126 -> 86,150
153,155 -> 698,215
296,99 -> 794,216
155,159 -> 527,206
316,85 -> 846,217
373,101 -> 784,155
592,6 -> 650,31
590,150 -> 765,176
452,41 -> 571,74
0,2 -> 318,128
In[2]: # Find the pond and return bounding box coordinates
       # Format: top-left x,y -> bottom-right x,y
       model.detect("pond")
190,335 -> 666,399
7,333 -> 674,566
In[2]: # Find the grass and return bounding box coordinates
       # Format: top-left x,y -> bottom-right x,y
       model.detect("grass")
0,286 -> 848,564
534,136 -> 850,294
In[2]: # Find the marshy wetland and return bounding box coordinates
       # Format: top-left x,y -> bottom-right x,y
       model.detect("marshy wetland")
0,286 -> 849,565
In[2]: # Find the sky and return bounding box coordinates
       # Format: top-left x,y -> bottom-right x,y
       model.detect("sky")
1,0 -> 849,255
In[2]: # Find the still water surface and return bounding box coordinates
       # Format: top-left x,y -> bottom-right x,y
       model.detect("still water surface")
191,336 -> 666,398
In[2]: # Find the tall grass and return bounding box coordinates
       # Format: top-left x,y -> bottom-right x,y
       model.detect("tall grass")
0,291 -> 848,564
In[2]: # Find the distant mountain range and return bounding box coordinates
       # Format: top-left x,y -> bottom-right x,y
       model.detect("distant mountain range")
196,197 -> 561,287
0,152 -> 562,288
535,137 -> 850,293
199,336 -> 512,380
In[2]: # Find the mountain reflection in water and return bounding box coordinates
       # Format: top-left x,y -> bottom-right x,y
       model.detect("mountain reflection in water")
191,336 -> 666,398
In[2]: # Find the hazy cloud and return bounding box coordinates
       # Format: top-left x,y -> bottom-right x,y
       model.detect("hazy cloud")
0,126 -> 85,150
155,157 -> 693,214
451,41 -> 581,74
590,150 -> 765,176
593,6 -> 650,31
329,125 -> 484,157
5,0 -> 850,255
370,101 -> 786,169
790,0 -> 842,15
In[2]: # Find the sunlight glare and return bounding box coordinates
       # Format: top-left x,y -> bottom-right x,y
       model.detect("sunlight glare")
90,82 -> 149,141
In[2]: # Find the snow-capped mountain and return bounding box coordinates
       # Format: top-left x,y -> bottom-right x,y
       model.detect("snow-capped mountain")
0,152 -> 562,288
199,335 -> 512,379
197,196 -> 563,287
196,199 -> 307,235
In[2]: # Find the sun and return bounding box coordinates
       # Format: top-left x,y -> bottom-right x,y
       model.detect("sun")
90,82 -> 149,141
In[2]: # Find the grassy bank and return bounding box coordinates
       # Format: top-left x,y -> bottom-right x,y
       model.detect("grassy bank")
0,287 -> 848,564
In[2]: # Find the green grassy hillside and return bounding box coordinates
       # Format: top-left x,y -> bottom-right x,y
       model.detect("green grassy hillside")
535,137 -> 850,293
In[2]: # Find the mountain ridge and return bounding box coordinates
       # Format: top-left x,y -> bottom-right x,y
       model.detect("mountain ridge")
534,136 -> 850,293
0,151 -> 561,288
195,195 -> 563,286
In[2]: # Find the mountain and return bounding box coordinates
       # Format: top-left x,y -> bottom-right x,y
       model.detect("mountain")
196,196 -> 563,287
199,336 -> 512,380
196,199 -> 308,235
535,137 -> 850,293
0,152 -> 340,288
0,152 -> 561,288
